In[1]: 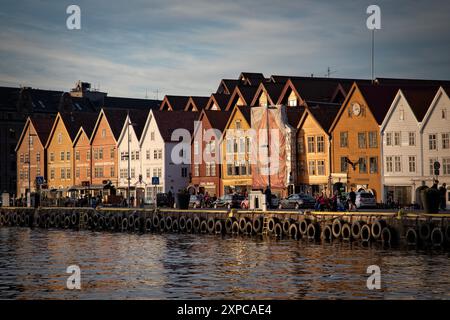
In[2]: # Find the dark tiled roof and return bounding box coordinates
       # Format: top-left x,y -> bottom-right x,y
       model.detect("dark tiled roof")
204,110 -> 232,132
443,86 -> 450,97
190,96 -> 210,111
376,78 -> 450,86
101,96 -> 160,110
209,93 -> 231,110
237,106 -> 251,125
60,112 -> 99,141
31,116 -> 55,145
260,83 -> 285,104
128,109 -> 150,140
162,95 -> 190,111
217,79 -> 240,94
237,86 -> 259,105
152,111 -> 198,142
286,107 -> 306,128
102,109 -> 130,141
401,86 -> 440,122
357,85 -> 401,125
290,78 -> 354,102
306,102 -> 341,132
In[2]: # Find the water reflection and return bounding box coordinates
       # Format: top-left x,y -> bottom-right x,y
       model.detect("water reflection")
0,228 -> 449,299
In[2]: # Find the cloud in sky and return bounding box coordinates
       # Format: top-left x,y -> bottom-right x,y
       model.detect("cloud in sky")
0,0 -> 449,98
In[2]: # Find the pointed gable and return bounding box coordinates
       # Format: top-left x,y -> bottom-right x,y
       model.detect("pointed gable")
225,85 -> 258,111
251,82 -> 285,106
184,96 -> 210,112
206,93 -> 231,111
159,95 -> 190,111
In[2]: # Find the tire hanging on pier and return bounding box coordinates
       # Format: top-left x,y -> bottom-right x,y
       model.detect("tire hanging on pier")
165,216 -> 173,232
121,218 -> 128,232
207,217 -> 216,234
332,218 -> 344,239
145,218 -> 152,232
288,223 -> 300,240
307,222 -> 320,240
274,222 -> 283,238
186,217 -> 193,233
200,220 -> 208,233
231,220 -> 240,234
406,228 -> 418,245
244,221 -> 253,235
252,217 -> 263,234
299,217 -> 310,236
193,216 -> 201,233
419,221 -> 431,242
225,217 -> 236,234
371,219 -> 387,240
239,217 -> 248,234
179,216 -> 187,232
360,224 -> 371,242
152,215 -> 160,229
267,217 -> 277,234
215,220 -> 224,234
282,219 -> 292,235
321,224 -> 333,241
341,223 -> 352,241
171,219 -> 179,232
430,227 -> 444,246
159,217 -> 166,232
351,221 -> 365,240
381,227 -> 396,245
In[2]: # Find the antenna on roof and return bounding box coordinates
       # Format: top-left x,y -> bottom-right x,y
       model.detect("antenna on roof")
154,89 -> 159,100
325,67 -> 337,78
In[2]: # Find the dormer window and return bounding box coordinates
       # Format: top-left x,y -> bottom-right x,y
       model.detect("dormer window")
288,99 -> 297,107
442,109 -> 447,119
235,120 -> 241,130
399,109 -> 405,120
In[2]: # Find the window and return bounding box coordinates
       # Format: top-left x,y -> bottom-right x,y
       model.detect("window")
99,148 -> 103,160
233,139 -> 238,153
409,132 -> 416,146
110,167 -> 115,177
130,168 -> 135,178
394,156 -> 401,172
386,132 -> 392,146
368,132 -> 377,148
24,153 -> 29,164
235,120 -> 241,130
20,153 -> 24,163
205,163 -> 210,176
94,149 -> 98,160
245,137 -> 251,154
194,164 -> 199,177
359,157 -> 367,173
150,131 -> 155,141
307,137 -> 315,153
399,109 -> 405,120
317,136 -> 325,153
57,133 -> 62,144
86,168 -> 90,178
86,151 -> 90,160
358,132 -> 367,148
111,148 -> 115,159
317,160 -> 325,175
146,149 -> 150,160
50,168 -> 55,180
158,149 -> 162,159
76,168 -> 80,178
409,156 -> 416,173
308,160 -> 316,175
226,139 -> 233,154
240,161 -> 247,176
239,138 -> 245,154
75,151 -> 80,161
234,161 -> 240,175
66,168 -> 71,179
29,136 -> 34,147
429,134 -> 437,150
340,157 -> 348,173
131,151 -> 135,161
50,152 -> 54,162
181,167 -> 188,178
61,168 -> 65,179
60,151 -> 65,161
394,132 -> 401,146
210,163 -> 216,176
36,152 -> 40,162
66,151 -> 70,161
227,163 -> 233,176
386,156 -> 393,173
429,158 -> 438,175
443,158 -> 450,175
442,109 -> 447,119
340,132 -> 348,148
101,129 -> 106,138
94,167 -> 104,178
369,157 -> 378,173
442,133 -> 449,149
288,99 -> 297,107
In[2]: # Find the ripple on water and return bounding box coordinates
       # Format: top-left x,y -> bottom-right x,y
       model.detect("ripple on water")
0,228 -> 449,299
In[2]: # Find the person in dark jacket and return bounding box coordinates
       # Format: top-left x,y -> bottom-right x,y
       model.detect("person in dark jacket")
349,188 -> 356,211
264,187 -> 271,209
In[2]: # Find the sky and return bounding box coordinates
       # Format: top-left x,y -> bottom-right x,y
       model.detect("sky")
0,0 -> 449,98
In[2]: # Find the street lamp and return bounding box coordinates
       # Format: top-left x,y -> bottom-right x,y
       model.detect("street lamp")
27,126 -> 37,207
126,112 -> 137,208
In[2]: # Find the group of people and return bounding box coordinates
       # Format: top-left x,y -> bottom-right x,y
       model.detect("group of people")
314,188 -> 358,212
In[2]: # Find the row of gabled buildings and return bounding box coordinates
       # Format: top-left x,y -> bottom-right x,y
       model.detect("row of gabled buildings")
14,72 -> 450,207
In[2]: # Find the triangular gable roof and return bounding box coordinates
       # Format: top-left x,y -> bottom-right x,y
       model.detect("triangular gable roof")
116,109 -> 150,146
205,93 -> 231,111
159,95 -> 190,111
225,85 -> 258,111
420,86 -> 450,133
251,82 -> 285,106
239,72 -> 265,86
72,112 -> 98,146
216,79 -> 240,94
44,112 -> 93,148
147,110 -> 198,142
15,116 -> 55,152
223,105 -> 252,136
184,96 -> 210,112
298,102 -> 340,134
191,109 -> 232,143
90,108 -> 129,143
286,107 -> 306,128
401,86 -> 440,122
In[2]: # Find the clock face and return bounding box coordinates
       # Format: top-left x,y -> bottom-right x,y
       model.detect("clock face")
352,103 -> 361,116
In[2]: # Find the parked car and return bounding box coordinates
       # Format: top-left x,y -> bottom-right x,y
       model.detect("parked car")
278,193 -> 315,209
189,195 -> 202,208
156,193 -> 170,207
269,194 -> 280,208
213,194 -> 244,209
355,192 -> 376,209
